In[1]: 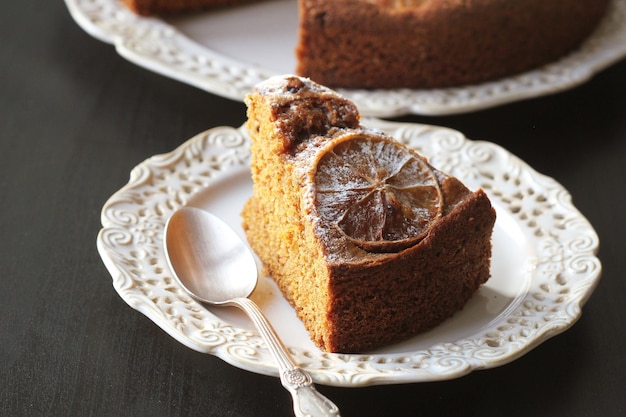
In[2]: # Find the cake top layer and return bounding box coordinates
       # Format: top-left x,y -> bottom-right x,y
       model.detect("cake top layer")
253,74 -> 339,98
246,75 -> 480,264
246,75 -> 360,153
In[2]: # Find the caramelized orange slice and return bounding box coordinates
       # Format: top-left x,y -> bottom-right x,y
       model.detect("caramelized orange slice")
313,132 -> 443,252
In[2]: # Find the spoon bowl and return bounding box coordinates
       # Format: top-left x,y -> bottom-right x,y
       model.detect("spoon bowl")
163,207 -> 340,417
164,207 -> 257,305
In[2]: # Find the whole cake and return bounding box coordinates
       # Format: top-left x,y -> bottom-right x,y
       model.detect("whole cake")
121,0 -> 609,89
241,75 -> 497,352
296,0 -> 610,89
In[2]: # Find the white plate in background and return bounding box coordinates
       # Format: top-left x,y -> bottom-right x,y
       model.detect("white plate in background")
66,0 -> 626,116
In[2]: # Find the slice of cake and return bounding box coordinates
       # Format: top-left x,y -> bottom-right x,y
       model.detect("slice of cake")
242,75 -> 496,352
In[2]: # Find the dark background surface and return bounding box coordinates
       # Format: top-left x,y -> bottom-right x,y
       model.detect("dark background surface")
1,2 -> 625,416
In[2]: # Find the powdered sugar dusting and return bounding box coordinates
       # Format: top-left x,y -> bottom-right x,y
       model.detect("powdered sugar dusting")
254,74 -> 344,101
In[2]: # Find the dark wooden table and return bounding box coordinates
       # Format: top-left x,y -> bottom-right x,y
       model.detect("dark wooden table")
2,2 -> 625,416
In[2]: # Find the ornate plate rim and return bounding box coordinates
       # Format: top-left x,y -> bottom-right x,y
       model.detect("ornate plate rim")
97,119 -> 601,386
65,0 -> 626,117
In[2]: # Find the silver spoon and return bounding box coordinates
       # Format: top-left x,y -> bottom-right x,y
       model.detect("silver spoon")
164,207 -> 340,417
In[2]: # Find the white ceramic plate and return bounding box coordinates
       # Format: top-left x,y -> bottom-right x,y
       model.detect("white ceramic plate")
66,0 -> 626,117
97,119 -> 601,386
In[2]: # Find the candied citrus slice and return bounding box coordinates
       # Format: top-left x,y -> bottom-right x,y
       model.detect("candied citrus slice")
313,132 -> 443,252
